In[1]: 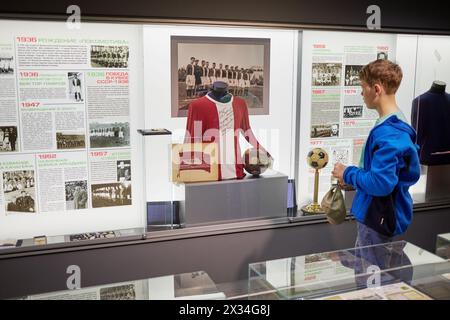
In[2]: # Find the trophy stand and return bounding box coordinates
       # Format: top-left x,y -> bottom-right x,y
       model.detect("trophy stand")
301,148 -> 329,215
301,169 -> 325,215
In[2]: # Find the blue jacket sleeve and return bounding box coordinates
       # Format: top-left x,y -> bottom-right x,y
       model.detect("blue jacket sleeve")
343,139 -> 399,196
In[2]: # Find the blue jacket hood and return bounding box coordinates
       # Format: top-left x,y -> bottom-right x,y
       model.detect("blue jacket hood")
376,115 -> 417,144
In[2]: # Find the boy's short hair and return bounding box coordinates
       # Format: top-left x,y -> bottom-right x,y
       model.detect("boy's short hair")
359,59 -> 403,94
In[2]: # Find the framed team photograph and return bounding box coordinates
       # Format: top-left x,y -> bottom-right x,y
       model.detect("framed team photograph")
171,36 -> 270,117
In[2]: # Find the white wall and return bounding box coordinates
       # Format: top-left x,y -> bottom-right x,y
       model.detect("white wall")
143,25 -> 299,201
395,35 -> 419,124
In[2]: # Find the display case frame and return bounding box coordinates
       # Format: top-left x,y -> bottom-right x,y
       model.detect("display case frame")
1,6 -> 450,300
0,15 -> 449,251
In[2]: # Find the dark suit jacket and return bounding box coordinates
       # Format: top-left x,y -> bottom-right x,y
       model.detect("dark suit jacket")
411,90 -> 450,165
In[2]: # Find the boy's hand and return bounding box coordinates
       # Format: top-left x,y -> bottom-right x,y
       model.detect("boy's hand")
332,162 -> 347,186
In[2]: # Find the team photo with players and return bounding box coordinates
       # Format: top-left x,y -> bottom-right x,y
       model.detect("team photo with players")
91,45 -> 129,68
0,56 -> 14,75
89,121 -> 130,148
312,63 -> 342,86
171,36 -> 270,117
345,65 -> 363,86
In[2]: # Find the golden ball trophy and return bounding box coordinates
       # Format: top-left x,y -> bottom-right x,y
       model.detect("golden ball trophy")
301,148 -> 329,215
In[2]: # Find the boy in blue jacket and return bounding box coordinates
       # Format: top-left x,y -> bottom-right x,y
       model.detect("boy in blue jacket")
332,59 -> 420,247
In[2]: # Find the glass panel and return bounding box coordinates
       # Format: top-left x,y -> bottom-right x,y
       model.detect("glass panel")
436,233 -> 450,259
139,129 -> 177,231
142,25 -> 297,228
248,241 -> 449,300
14,271 -> 225,300
0,18 -> 449,250
412,35 -> 450,203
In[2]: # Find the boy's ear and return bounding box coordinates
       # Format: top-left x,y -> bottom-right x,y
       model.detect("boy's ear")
373,83 -> 383,95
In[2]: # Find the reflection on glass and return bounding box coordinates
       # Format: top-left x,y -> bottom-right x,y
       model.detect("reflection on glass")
249,241 -> 450,300
19,271 -> 225,300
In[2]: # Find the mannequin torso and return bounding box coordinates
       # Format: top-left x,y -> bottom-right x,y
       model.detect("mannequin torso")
411,81 -> 450,165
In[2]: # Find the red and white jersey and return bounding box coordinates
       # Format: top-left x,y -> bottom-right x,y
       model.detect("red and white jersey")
185,94 -> 266,180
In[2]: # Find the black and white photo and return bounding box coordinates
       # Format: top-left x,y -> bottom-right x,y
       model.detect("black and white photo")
311,123 -> 340,138
117,160 -> 131,182
0,56 -> 14,75
90,45 -> 129,68
0,126 -> 18,152
56,132 -> 86,149
70,231 -> 116,242
89,122 -> 130,148
344,65 -> 363,86
65,180 -> 88,210
3,170 -> 36,214
377,51 -> 388,60
171,36 -> 270,117
91,181 -> 131,208
332,149 -> 349,165
68,72 -> 84,102
330,123 -> 339,137
100,284 -> 136,300
312,63 -> 342,86
343,105 -> 363,118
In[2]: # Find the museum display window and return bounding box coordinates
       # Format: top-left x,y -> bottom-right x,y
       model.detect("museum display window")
1,18 -> 450,254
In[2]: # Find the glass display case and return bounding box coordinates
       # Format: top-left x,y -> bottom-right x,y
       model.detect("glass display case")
436,233 -> 450,260
14,270 -> 225,300
0,17 -> 450,269
248,241 -> 450,300
139,128 -> 180,230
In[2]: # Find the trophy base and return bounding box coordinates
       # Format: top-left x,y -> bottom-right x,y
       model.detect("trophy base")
301,203 -> 325,215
